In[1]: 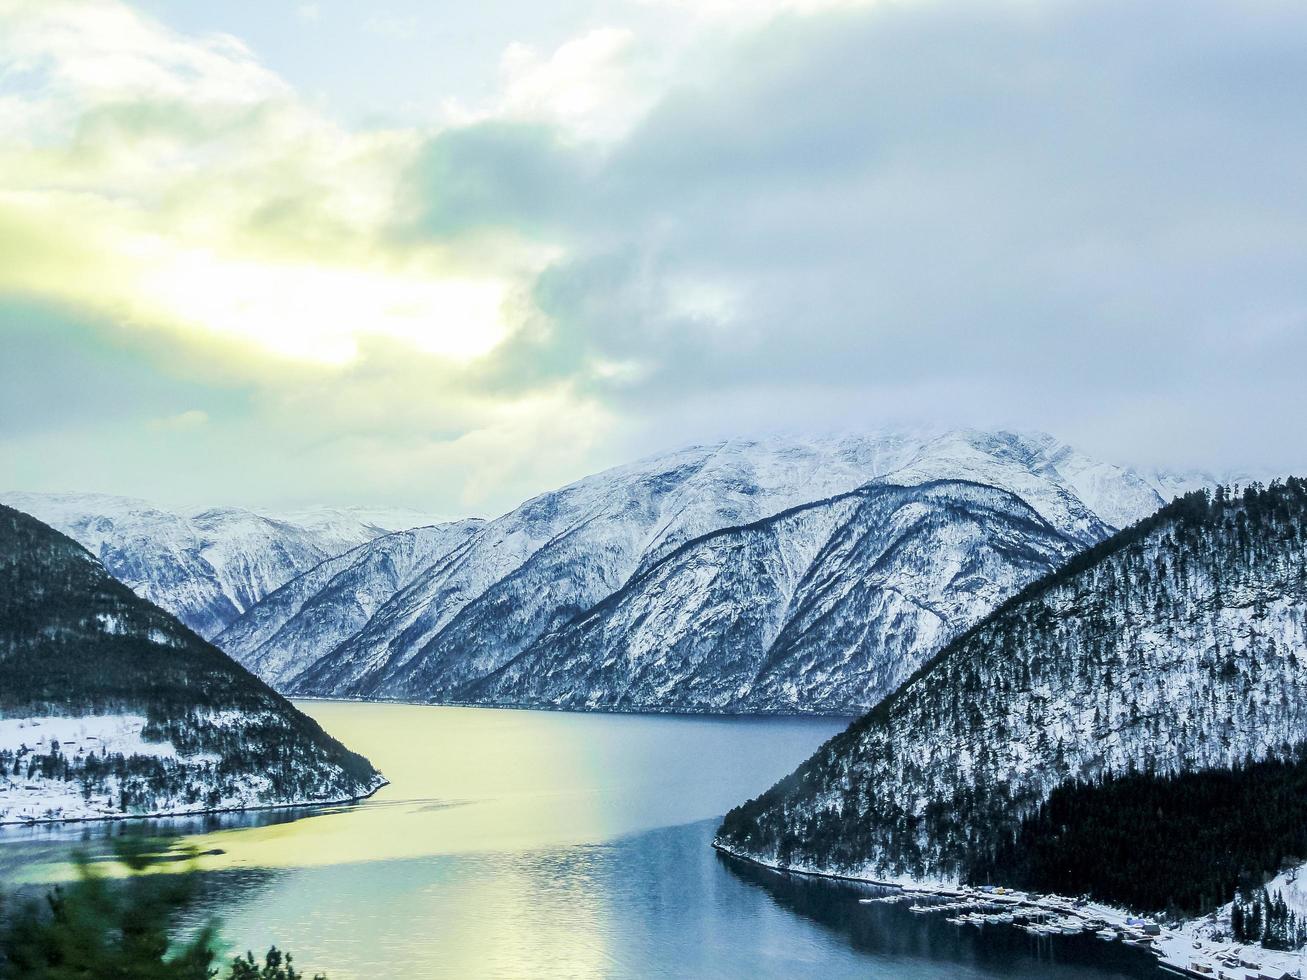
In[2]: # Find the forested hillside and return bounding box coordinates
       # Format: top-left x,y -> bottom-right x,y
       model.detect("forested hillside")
971,751 -> 1307,917
717,480 -> 1307,917
0,505 -> 383,823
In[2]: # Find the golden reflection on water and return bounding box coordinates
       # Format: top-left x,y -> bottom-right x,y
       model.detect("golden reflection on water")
10,703 -> 849,978
173,702 -> 839,979
184,702 -> 668,873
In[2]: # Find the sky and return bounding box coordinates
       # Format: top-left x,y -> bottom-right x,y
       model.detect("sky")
1,0 -> 1305,518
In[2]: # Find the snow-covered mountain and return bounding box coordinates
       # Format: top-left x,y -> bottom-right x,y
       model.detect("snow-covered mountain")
466,481 -> 1081,713
222,428 -> 1213,712
716,480 -> 1307,900
215,519 -> 486,687
231,435 -> 931,694
0,504 -> 384,824
0,492 -> 436,638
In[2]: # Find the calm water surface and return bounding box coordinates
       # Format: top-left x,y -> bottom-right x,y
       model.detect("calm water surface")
0,702 -> 1162,978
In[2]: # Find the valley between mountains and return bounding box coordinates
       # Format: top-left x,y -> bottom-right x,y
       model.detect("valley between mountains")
4,426 -> 1305,971
24,428 -> 1223,716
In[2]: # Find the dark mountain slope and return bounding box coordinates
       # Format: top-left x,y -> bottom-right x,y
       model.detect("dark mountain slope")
0,504 -> 383,823
717,480 -> 1307,894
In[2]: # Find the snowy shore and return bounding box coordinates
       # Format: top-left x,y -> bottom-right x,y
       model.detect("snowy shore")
713,843 -> 1307,979
0,714 -> 387,826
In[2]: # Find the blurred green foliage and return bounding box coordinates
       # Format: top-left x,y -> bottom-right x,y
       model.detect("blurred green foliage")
0,838 -> 325,980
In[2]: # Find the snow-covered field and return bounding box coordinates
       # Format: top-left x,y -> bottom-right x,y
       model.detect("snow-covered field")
0,711 -> 387,825
0,714 -> 189,761
0,714 -> 191,823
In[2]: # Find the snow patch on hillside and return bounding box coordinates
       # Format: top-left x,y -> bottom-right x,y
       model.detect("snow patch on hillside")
0,714 -> 185,761
0,714 -> 206,823
0,710 -> 381,825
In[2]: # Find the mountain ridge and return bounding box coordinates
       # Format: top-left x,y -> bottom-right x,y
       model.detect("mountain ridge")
0,504 -> 384,824
0,491 -> 441,638
221,429 -> 1256,712
461,478 -> 1081,714
715,478 -> 1307,902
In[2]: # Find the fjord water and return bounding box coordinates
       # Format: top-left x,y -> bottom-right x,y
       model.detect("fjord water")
1,702 -> 1159,978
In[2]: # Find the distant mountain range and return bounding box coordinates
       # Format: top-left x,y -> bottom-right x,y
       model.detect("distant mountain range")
216,519 -> 486,687
464,479 -> 1080,713
212,429 -> 1242,713
6,430 -> 1259,716
0,492 -> 444,638
0,504 -> 383,824
716,480 -> 1307,920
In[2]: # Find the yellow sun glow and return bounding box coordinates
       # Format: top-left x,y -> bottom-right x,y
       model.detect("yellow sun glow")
137,251 -> 510,364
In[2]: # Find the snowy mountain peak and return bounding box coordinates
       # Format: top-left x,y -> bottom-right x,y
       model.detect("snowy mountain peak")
221,428 -> 1207,712
0,491 -> 439,638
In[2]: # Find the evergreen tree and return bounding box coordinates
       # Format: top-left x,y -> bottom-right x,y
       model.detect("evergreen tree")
0,840 -> 329,979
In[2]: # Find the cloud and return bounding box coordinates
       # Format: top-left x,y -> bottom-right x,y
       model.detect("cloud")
496,28 -> 648,141
1,0 -> 285,109
149,409 -> 210,431
3,0 -> 1305,515
0,0 -> 515,366
0,295 -> 612,514
364,14 -> 418,40
406,0 -> 1307,469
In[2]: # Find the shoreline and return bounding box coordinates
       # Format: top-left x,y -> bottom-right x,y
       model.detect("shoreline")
291,694 -> 860,723
713,843 -> 1305,979
0,777 -> 389,829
